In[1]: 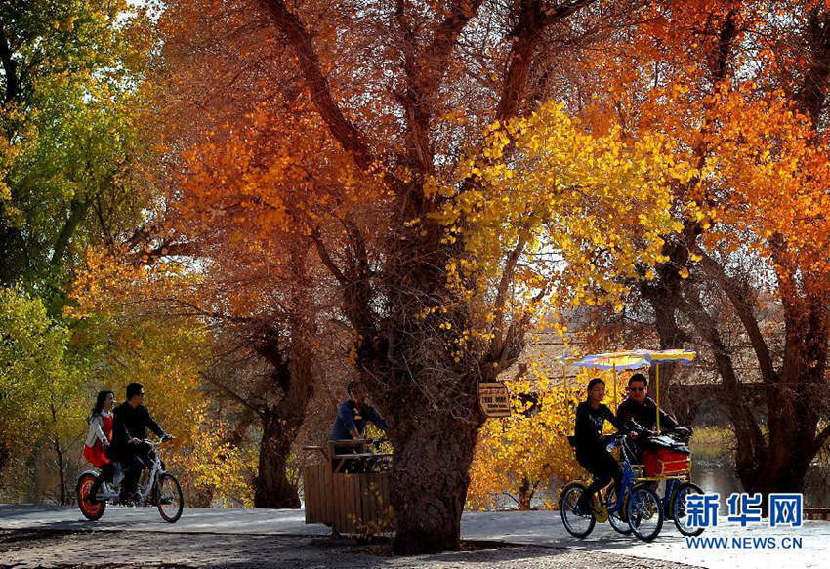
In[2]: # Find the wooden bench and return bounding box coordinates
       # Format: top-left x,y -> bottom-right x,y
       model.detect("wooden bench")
805,507 -> 830,521
302,440 -> 393,534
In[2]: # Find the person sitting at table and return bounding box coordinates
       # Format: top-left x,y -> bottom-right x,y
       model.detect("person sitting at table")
328,380 -> 389,471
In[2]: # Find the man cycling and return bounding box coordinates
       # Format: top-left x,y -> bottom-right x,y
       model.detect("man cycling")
616,373 -> 679,434
108,383 -> 171,504
616,372 -> 691,518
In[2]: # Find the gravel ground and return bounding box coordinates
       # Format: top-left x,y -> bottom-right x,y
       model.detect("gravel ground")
0,530 -> 703,569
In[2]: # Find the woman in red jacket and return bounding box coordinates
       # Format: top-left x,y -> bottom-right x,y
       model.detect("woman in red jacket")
83,390 -> 114,468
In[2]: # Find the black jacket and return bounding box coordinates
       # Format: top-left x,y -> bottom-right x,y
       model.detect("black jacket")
616,396 -> 678,433
110,401 -> 164,454
573,401 -> 621,455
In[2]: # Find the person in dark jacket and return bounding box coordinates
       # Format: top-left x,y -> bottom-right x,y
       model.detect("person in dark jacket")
573,378 -> 625,511
108,383 -> 170,504
328,381 -> 389,471
616,373 -> 689,468
616,373 -> 678,433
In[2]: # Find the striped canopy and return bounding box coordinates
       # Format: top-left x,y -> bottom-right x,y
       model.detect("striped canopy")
560,351 -> 649,371
560,349 -> 695,431
632,349 -> 696,364
559,349 -> 696,370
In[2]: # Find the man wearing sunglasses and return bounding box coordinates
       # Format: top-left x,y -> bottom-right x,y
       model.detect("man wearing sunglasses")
616,373 -> 679,436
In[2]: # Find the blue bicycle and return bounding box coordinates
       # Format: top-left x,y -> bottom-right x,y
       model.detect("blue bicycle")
560,432 -> 664,542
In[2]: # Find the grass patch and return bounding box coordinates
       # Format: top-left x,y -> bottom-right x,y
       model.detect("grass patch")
690,426 -> 735,463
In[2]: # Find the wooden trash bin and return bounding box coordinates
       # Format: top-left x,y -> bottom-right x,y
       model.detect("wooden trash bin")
303,440 -> 393,534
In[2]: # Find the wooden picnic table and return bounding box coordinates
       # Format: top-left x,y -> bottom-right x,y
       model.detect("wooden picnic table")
302,440 -> 393,535
805,507 -> 830,520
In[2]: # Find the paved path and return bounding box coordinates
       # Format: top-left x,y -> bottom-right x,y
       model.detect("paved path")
0,530 -> 697,569
1,506 -> 827,568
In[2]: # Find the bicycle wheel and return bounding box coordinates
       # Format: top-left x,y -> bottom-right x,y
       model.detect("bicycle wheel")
606,485 -> 632,535
627,485 -> 663,542
559,482 -> 596,538
156,473 -> 184,523
672,482 -> 705,536
77,473 -> 105,521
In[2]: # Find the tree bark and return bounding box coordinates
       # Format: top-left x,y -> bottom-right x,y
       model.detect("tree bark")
388,400 -> 480,554
517,477 -> 534,510
54,437 -> 67,506
255,411 -> 302,508
51,197 -> 91,267
254,244 -> 316,508
253,341 -> 314,507
638,235 -> 690,414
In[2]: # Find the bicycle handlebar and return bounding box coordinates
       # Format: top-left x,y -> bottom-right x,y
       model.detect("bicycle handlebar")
142,434 -> 174,447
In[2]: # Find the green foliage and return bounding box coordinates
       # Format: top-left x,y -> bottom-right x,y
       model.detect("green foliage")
0,286 -> 69,445
0,1 -> 176,504
0,286 -> 88,503
0,1 -> 154,306
689,426 -> 735,463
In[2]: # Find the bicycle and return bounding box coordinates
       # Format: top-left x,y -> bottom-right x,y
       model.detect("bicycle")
560,432 -> 664,542
76,436 -> 184,523
641,427 -> 705,537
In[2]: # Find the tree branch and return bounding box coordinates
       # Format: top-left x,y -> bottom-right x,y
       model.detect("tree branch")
814,422 -> 830,454
343,218 -> 371,282
486,234 -> 527,359
199,371 -> 264,416
709,8 -> 737,81
680,281 -> 766,471
497,0 -> 595,120
541,0 -> 596,25
394,1 -> 484,174
0,22 -> 20,104
310,226 -> 348,286
796,7 -> 830,125
51,197 -> 91,266
260,1 -> 373,169
311,224 -> 376,337
692,246 -> 776,384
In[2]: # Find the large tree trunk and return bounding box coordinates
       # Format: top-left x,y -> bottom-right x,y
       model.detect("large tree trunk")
253,350 -> 314,508
252,334 -> 315,507
388,401 -> 480,554
363,269 -> 526,552
255,411 -> 302,508
740,300 -> 828,497
517,477 -> 534,511
253,245 -> 316,508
